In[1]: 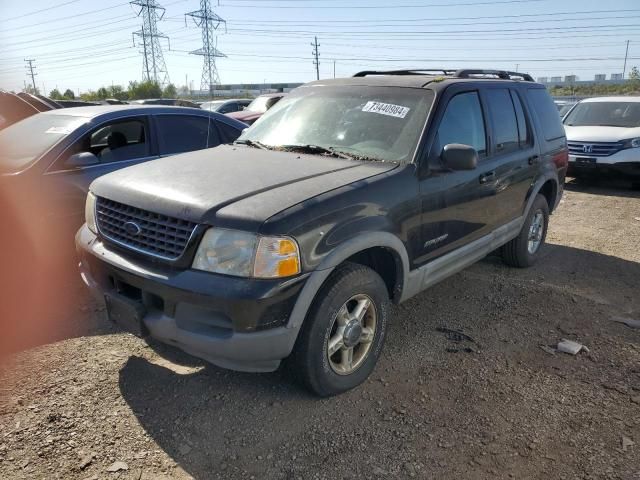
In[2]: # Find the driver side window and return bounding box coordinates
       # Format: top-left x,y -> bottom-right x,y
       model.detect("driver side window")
89,119 -> 149,164
433,92 -> 486,159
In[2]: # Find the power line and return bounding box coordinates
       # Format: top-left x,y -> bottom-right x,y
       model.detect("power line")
0,1 -> 133,33
220,9 -> 640,25
4,0 -> 84,22
186,0 -> 227,96
219,0 -> 548,8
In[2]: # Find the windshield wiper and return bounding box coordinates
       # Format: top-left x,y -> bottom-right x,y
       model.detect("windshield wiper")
279,144 -> 359,161
234,139 -> 271,150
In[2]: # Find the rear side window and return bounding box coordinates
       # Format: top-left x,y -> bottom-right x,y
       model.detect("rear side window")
485,88 -> 519,154
527,89 -> 565,141
155,115 -> 221,155
511,90 -> 530,145
435,91 -> 486,156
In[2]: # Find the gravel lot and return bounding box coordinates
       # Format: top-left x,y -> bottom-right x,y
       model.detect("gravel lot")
1,177 -> 639,480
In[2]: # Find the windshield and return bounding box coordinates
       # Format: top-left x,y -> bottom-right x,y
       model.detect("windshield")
238,86 -> 434,163
564,101 -> 640,128
0,114 -> 88,173
246,96 -> 275,113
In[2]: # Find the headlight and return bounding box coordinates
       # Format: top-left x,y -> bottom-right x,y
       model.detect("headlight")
623,137 -> 640,148
192,229 -> 301,279
85,192 -> 97,234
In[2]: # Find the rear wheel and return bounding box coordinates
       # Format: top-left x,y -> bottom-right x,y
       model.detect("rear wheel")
502,194 -> 549,268
289,263 -> 389,397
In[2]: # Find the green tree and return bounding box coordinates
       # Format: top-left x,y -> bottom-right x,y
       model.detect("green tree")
629,67 -> 640,81
49,88 -> 63,100
127,80 -> 162,100
80,90 -> 98,101
63,89 -> 75,99
96,87 -> 109,99
107,84 -> 128,101
163,83 -> 177,98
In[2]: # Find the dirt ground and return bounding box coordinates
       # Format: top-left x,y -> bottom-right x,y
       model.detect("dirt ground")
1,177 -> 639,480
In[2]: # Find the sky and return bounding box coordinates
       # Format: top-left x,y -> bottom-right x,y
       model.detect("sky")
0,0 -> 639,95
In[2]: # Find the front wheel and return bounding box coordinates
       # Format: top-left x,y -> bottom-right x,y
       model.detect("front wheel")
289,263 -> 389,397
501,194 -> 550,268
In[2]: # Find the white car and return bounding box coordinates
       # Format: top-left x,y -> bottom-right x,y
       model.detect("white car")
563,97 -> 640,178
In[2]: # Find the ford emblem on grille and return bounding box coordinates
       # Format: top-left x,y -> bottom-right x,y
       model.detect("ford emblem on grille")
582,144 -> 593,154
123,221 -> 142,237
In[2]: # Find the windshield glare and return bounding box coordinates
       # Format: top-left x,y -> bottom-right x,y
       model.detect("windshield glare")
239,86 -> 434,163
564,102 -> 640,128
246,96 -> 273,113
0,114 -> 87,173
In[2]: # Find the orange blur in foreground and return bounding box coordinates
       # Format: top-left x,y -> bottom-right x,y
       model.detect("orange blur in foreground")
0,180 -> 81,360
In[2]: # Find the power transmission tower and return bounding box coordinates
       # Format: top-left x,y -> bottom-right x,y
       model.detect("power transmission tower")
186,0 -> 227,98
131,0 -> 170,87
311,36 -> 320,80
24,59 -> 37,92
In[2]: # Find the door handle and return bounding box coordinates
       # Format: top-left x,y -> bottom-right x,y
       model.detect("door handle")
528,155 -> 540,165
479,171 -> 496,184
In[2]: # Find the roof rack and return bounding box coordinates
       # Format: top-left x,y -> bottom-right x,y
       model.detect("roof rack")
353,69 -> 457,77
353,68 -> 534,82
454,69 -> 534,81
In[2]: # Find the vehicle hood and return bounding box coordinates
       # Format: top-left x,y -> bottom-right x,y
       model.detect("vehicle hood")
90,144 -> 398,228
564,125 -> 640,142
226,110 -> 262,122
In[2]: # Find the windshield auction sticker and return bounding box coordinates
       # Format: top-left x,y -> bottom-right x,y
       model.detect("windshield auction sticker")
362,101 -> 410,118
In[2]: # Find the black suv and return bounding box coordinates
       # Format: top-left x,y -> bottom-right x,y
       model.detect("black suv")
76,69 -> 568,396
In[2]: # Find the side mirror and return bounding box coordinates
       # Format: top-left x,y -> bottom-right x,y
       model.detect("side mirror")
66,151 -> 99,168
442,143 -> 478,171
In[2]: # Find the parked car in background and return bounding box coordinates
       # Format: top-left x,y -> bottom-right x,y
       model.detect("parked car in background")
0,91 -> 40,130
132,98 -> 200,108
564,97 -> 640,178
225,93 -> 285,125
201,99 -> 251,114
554,100 -> 576,118
17,92 -> 58,112
57,99 -> 102,107
0,105 -> 246,234
76,69 -> 566,396
103,98 -> 128,105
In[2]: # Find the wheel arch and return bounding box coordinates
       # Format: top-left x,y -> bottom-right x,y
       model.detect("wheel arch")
286,232 -> 410,330
525,173 -> 559,216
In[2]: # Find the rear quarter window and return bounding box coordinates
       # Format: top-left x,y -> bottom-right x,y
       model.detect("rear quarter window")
526,88 -> 565,141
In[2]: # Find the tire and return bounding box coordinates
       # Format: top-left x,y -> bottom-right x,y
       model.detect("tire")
501,194 -> 549,268
289,262 -> 390,397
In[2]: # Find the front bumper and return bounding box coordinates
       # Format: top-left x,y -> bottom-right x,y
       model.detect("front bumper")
76,225 -> 308,372
568,149 -> 640,178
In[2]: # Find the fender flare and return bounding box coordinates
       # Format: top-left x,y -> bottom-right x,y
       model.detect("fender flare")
524,173 -> 558,217
286,232 -> 410,331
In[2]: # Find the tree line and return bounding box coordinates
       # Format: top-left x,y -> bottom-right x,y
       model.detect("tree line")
48,81 -> 177,102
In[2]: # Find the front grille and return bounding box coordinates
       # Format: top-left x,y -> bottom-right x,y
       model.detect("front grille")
96,197 -> 197,261
568,141 -> 623,157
